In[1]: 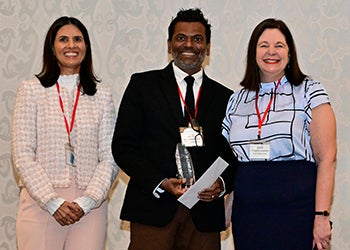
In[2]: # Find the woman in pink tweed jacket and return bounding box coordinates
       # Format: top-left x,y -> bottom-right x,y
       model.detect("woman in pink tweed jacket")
11,16 -> 118,250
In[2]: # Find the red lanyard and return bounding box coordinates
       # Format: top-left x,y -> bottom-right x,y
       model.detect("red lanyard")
56,83 -> 81,145
255,77 -> 281,139
177,83 -> 202,121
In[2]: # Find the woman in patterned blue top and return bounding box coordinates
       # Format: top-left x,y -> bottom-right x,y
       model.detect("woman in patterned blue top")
222,18 -> 336,250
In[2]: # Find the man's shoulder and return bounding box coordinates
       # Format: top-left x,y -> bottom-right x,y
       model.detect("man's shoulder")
131,63 -> 172,79
204,75 -> 233,95
131,68 -> 164,79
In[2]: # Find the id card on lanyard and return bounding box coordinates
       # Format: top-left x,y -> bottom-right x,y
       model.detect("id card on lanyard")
250,77 -> 281,160
56,83 -> 81,166
180,119 -> 204,147
177,82 -> 205,147
249,143 -> 270,160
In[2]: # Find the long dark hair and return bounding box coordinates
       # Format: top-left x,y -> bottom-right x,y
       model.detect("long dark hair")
36,16 -> 99,95
240,18 -> 306,91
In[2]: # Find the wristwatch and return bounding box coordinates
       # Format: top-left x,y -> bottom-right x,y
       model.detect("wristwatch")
315,210 -> 330,216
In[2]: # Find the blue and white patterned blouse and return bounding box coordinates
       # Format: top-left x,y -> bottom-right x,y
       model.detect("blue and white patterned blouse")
222,76 -> 330,162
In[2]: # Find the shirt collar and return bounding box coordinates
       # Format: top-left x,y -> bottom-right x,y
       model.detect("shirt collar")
260,75 -> 288,91
172,62 -> 203,86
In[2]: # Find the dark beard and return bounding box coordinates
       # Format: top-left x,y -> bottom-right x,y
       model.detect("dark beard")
171,52 -> 206,73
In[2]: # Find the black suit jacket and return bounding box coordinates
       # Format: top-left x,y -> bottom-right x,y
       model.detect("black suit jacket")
112,62 -> 237,232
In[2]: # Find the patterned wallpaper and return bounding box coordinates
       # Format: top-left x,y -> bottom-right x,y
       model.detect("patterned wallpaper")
1,0 -> 349,249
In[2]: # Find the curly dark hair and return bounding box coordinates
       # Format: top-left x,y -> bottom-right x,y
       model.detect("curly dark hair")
168,8 -> 211,44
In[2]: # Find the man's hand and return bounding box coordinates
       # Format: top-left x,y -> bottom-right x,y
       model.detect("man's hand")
197,178 -> 224,202
160,178 -> 187,197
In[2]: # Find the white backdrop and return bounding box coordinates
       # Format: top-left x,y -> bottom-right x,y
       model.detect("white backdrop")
1,0 -> 349,249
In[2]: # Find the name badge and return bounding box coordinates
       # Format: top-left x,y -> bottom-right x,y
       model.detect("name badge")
65,143 -> 75,166
249,143 -> 270,160
179,125 -> 204,147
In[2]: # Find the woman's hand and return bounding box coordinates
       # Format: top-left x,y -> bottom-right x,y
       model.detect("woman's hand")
313,216 -> 332,250
53,201 -> 84,226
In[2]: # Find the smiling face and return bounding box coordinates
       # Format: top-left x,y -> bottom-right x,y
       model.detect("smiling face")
53,24 -> 86,75
167,22 -> 210,75
256,28 -> 289,82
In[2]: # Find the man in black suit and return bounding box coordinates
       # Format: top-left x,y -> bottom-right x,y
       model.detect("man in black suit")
112,8 -> 236,250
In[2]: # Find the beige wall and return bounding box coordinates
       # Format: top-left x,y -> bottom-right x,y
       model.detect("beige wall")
1,0 -> 349,249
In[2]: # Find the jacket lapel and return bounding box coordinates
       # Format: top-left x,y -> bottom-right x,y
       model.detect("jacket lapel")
159,63 -> 186,126
196,72 -> 216,122
159,64 -> 217,126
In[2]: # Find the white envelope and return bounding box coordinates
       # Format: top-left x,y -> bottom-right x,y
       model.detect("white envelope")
177,157 -> 229,209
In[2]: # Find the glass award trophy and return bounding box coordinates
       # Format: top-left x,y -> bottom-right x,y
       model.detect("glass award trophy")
175,143 -> 195,187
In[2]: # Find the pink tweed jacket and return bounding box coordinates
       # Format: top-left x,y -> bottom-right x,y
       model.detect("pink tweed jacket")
11,77 -> 118,210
